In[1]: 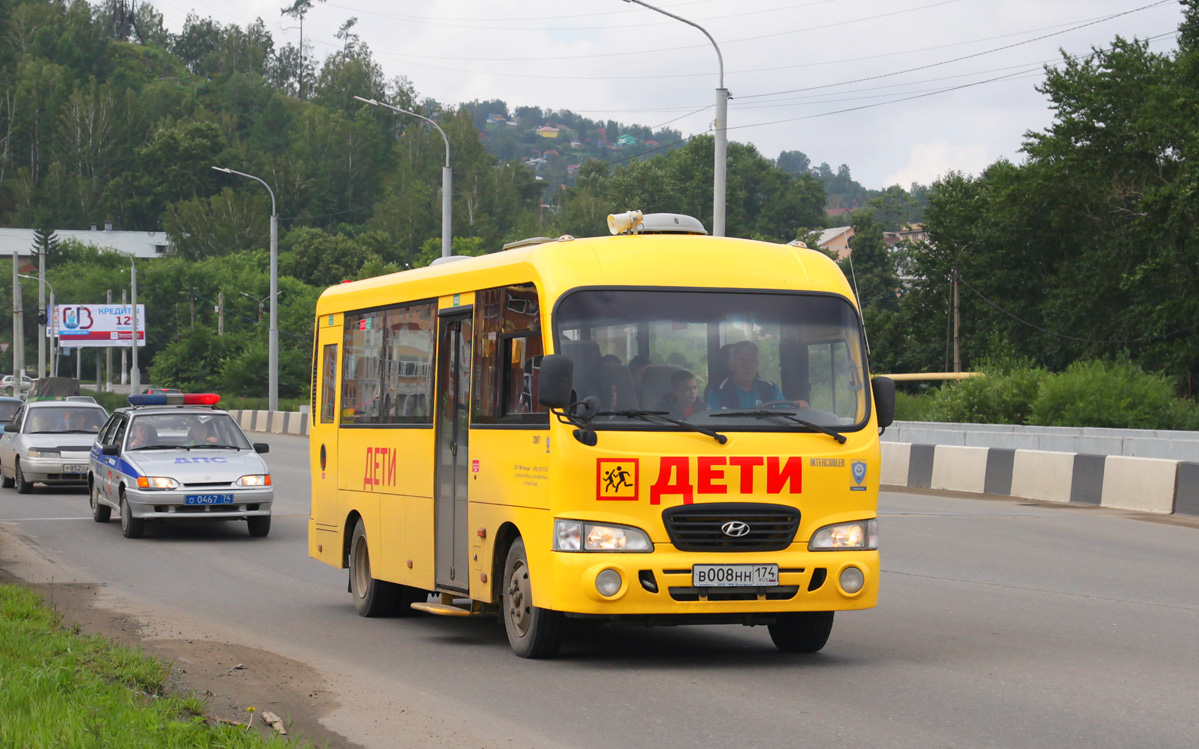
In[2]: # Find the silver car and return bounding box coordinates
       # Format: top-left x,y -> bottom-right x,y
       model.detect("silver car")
0,401 -> 108,493
88,405 -> 273,539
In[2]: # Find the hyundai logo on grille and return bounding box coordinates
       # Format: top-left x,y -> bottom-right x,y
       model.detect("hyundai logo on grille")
721,520 -> 751,538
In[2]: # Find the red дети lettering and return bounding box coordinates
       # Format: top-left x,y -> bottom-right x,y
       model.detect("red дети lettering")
766,456 -> 802,494
650,457 -> 693,505
727,456 -> 764,494
696,456 -> 728,494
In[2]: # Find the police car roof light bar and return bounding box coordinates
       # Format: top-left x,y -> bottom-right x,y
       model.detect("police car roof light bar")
128,393 -> 221,407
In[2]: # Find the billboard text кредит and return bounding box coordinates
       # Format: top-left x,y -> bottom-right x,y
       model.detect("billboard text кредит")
51,304 -> 146,348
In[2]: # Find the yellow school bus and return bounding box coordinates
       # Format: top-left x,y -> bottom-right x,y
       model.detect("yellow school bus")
309,211 -> 894,658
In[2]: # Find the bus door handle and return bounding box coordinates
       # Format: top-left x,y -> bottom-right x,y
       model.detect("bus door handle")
451,440 -> 457,456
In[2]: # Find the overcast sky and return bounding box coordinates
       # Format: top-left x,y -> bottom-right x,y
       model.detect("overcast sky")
148,0 -> 1184,189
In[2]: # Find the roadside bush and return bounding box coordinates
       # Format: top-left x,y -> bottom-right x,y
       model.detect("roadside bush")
926,360 -> 1048,424
1029,359 -> 1199,430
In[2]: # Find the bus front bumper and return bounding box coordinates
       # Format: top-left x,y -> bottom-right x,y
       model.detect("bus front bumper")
544,546 -> 879,616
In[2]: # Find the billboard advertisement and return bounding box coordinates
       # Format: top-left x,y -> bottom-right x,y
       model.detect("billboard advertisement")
51,304 -> 146,348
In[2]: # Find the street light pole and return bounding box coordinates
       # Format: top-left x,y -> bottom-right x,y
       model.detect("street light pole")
37,251 -> 45,377
623,0 -> 727,236
112,251 -> 141,394
212,166 -> 279,411
354,95 -> 453,257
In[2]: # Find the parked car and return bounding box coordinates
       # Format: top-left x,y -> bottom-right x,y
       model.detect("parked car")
1,374 -> 33,396
0,401 -> 109,493
64,395 -> 98,404
143,388 -> 181,395
0,396 -> 22,426
89,397 -> 273,539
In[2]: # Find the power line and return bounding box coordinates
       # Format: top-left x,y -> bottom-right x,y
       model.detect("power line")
957,274 -> 1196,344
738,0 -> 1173,100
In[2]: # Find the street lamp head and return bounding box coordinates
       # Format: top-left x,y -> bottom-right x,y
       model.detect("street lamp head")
211,166 -> 232,174
353,95 -> 380,107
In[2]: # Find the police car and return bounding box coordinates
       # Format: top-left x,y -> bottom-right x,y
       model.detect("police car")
88,394 -> 273,539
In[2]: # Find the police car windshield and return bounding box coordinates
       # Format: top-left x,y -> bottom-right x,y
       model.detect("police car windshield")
553,289 -> 870,432
126,413 -> 251,451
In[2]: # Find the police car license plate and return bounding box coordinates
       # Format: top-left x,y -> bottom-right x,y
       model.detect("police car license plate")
63,464 -> 88,473
185,494 -> 234,506
692,564 -> 779,587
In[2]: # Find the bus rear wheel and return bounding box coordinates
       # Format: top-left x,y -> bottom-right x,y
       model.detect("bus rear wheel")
768,611 -> 834,653
502,537 -> 562,659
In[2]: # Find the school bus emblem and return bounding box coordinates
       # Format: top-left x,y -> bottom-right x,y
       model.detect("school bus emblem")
597,459 -> 639,501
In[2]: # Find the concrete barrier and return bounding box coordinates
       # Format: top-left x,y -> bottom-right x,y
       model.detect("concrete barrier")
881,441 -> 1191,517
1101,456 -> 1178,514
930,445 -> 989,494
1009,450 -> 1074,504
880,442 -> 910,487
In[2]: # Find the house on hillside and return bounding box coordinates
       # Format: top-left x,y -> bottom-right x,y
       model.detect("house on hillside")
567,164 -> 580,175
645,140 -> 660,147
485,114 -> 508,125
825,207 -> 850,219
570,140 -> 583,149
817,226 -> 854,259
536,126 -> 559,138
897,223 -> 928,243
543,150 -> 560,158
616,134 -> 638,147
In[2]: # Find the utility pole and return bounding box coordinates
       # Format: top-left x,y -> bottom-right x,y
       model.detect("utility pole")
120,289 -> 127,386
189,288 -> 195,329
105,289 -> 112,391
12,250 -> 22,380
217,292 -> 224,336
37,249 -> 45,377
953,269 -> 961,373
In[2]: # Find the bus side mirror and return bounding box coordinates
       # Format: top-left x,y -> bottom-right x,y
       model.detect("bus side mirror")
872,376 -> 895,430
538,354 -> 574,409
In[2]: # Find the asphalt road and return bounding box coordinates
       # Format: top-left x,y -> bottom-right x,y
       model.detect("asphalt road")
1,433 -> 1197,748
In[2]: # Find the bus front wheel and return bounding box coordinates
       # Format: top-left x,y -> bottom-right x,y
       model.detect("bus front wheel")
502,537 -> 562,659
350,520 -> 399,617
768,611 -> 834,653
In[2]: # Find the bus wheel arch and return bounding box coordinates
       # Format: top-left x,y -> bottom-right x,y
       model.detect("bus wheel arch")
342,511 -> 363,568
490,522 -> 522,604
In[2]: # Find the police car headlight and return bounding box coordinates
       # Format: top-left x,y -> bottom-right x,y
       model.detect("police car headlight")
137,476 -> 179,490
26,449 -> 42,458
809,519 -> 878,551
235,474 -> 271,487
553,519 -> 652,552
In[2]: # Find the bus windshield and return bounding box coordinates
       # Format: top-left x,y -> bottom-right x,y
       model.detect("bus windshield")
554,289 -> 870,431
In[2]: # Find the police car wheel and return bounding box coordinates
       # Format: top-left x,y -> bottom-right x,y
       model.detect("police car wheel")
768,611 -> 834,654
14,461 -> 32,494
502,537 -> 563,659
120,494 -> 145,539
349,520 -> 399,617
90,482 -> 111,523
247,515 -> 271,537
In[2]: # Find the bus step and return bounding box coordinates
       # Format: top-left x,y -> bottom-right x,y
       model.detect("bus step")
411,602 -> 483,617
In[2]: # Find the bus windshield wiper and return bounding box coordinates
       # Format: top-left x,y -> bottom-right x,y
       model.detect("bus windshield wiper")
597,410 -> 728,444
710,409 -> 847,444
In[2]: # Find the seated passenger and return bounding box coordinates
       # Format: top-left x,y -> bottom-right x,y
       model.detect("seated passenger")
127,421 -> 158,450
657,370 -> 703,418
186,420 -> 219,445
628,355 -> 650,394
706,340 -> 790,410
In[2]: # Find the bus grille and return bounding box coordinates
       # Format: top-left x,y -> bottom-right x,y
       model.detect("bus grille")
662,503 -> 800,552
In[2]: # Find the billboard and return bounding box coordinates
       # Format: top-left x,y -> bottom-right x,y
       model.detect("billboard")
51,304 -> 146,348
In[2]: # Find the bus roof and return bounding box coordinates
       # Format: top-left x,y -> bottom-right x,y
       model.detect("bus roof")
315,233 -> 857,316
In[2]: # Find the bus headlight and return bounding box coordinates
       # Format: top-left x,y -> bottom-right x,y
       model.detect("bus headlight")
553,519 -> 652,552
809,519 -> 878,550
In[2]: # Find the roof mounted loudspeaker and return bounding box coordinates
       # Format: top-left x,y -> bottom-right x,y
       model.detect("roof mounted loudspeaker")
607,210 -> 707,236
430,255 -> 471,266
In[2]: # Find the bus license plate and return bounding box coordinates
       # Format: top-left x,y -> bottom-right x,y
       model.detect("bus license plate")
693,564 -> 779,587
63,464 -> 88,473
185,494 -> 234,506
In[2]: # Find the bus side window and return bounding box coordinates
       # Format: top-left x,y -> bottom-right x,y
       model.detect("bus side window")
472,282 -> 546,425
320,344 -> 337,423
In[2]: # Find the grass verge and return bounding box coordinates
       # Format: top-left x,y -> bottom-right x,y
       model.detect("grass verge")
0,583 -> 303,748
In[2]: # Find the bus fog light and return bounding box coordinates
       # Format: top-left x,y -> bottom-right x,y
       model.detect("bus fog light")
839,566 -> 865,594
595,569 -> 622,597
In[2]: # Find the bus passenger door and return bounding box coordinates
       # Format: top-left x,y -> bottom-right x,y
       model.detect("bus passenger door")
434,311 -> 472,592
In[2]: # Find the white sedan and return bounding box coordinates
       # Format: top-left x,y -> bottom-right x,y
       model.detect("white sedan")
0,401 -> 109,493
